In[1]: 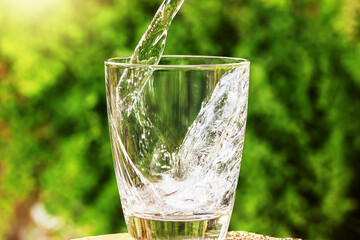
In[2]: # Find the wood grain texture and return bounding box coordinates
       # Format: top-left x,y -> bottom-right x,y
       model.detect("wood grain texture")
72,231 -> 301,240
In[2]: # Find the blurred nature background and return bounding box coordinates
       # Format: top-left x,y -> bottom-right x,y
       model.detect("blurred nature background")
0,0 -> 359,239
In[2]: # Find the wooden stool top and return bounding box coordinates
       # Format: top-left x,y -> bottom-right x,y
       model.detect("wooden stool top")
72,231 -> 301,240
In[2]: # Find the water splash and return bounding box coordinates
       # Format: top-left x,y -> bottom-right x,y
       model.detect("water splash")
108,0 -> 249,218
116,0 -> 185,114
110,64 -> 249,216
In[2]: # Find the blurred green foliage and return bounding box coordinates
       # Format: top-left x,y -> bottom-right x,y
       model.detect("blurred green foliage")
0,0 -> 359,239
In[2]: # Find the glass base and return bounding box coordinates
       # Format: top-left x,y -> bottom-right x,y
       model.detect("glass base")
125,213 -> 230,240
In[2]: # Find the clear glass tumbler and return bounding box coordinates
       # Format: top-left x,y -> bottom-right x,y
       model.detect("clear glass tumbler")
105,56 -> 250,240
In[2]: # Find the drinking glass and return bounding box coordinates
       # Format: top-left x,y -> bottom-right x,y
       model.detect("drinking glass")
105,55 -> 250,240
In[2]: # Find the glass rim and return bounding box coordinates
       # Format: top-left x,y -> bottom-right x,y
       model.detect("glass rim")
105,55 -> 250,69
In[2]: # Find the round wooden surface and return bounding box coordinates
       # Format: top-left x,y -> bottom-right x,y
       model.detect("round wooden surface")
71,231 -> 301,240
